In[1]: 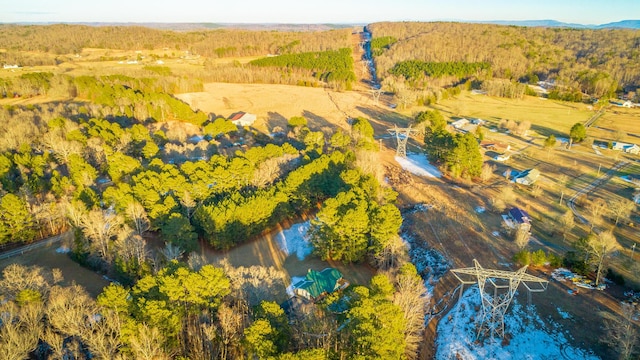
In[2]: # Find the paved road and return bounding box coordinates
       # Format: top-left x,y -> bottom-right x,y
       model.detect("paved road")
0,232 -> 68,261
566,161 -> 629,228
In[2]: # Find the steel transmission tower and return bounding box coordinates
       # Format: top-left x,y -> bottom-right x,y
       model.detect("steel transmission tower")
451,259 -> 548,339
388,126 -> 419,158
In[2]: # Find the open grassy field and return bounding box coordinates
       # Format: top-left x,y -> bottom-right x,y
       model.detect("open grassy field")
401,92 -> 640,143
176,82 -> 409,135
0,235 -> 110,297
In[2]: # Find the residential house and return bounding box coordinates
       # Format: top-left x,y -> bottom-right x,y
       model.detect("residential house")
508,207 -> 532,232
451,118 -> 469,130
513,168 -> 540,186
293,268 -> 348,301
229,112 -> 257,126
480,140 -> 511,153
612,142 -> 640,154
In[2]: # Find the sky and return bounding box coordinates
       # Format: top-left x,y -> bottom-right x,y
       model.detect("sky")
0,0 -> 638,25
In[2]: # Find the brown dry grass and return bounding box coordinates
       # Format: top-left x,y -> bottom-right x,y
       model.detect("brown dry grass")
176,82 -> 398,133
0,239 -> 109,298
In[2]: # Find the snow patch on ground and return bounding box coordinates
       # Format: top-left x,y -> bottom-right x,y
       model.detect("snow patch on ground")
436,287 -> 599,360
395,153 -> 442,178
475,206 -> 486,213
557,307 -> 572,320
403,233 -> 450,297
275,221 -> 313,260
55,246 -> 70,254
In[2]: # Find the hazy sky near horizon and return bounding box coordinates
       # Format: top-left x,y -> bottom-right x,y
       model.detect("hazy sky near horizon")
1,0 -> 638,25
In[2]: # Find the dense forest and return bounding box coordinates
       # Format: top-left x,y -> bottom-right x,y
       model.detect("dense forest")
0,53 -> 428,356
249,48 -> 356,89
0,25 -> 351,57
368,22 -> 640,100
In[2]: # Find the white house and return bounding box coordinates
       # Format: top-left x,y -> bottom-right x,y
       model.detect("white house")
451,118 -> 469,130
229,112 -> 257,126
612,142 -> 640,154
513,168 -> 540,186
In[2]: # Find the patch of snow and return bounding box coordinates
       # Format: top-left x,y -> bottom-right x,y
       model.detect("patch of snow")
286,276 -> 306,297
436,287 -> 599,360
557,137 -> 569,144
557,307 -> 572,319
275,221 -> 313,260
395,154 -> 442,178
492,231 -> 501,237
56,246 -> 70,254
404,203 -> 433,214
403,233 -> 450,297
475,206 -> 485,214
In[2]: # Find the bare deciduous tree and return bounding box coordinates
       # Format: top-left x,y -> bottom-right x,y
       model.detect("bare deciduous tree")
355,149 -> 385,186
80,209 -> 124,262
603,302 -> 639,360
0,303 -> 40,360
42,131 -> 82,164
46,284 -> 96,338
608,198 -> 635,226
115,227 -> 149,266
216,303 -> 246,360
530,184 -> 543,198
130,324 -> 172,360
160,242 -> 184,262
393,267 -> 428,359
481,163 -> 496,183
126,201 -> 150,236
374,235 -> 409,270
557,210 -> 575,240
587,197 -> 608,230
514,224 -> 530,250
586,231 -> 620,286
83,310 -> 122,360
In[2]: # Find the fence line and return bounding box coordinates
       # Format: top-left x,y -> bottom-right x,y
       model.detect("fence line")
0,232 -> 69,261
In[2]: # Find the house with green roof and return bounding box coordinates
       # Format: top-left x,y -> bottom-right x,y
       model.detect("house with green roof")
293,268 -> 348,301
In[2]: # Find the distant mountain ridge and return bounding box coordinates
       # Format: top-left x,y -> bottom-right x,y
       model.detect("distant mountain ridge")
7,20 -> 640,31
472,19 -> 640,29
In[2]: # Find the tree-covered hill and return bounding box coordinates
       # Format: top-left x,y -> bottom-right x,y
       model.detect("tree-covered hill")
369,21 -> 640,98
0,24 -> 351,57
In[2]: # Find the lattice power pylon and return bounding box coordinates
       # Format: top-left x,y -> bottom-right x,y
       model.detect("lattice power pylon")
388,126 -> 419,158
451,259 -> 548,339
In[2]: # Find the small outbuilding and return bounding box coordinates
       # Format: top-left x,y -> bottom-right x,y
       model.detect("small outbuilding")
229,112 -> 257,126
513,168 -> 540,186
